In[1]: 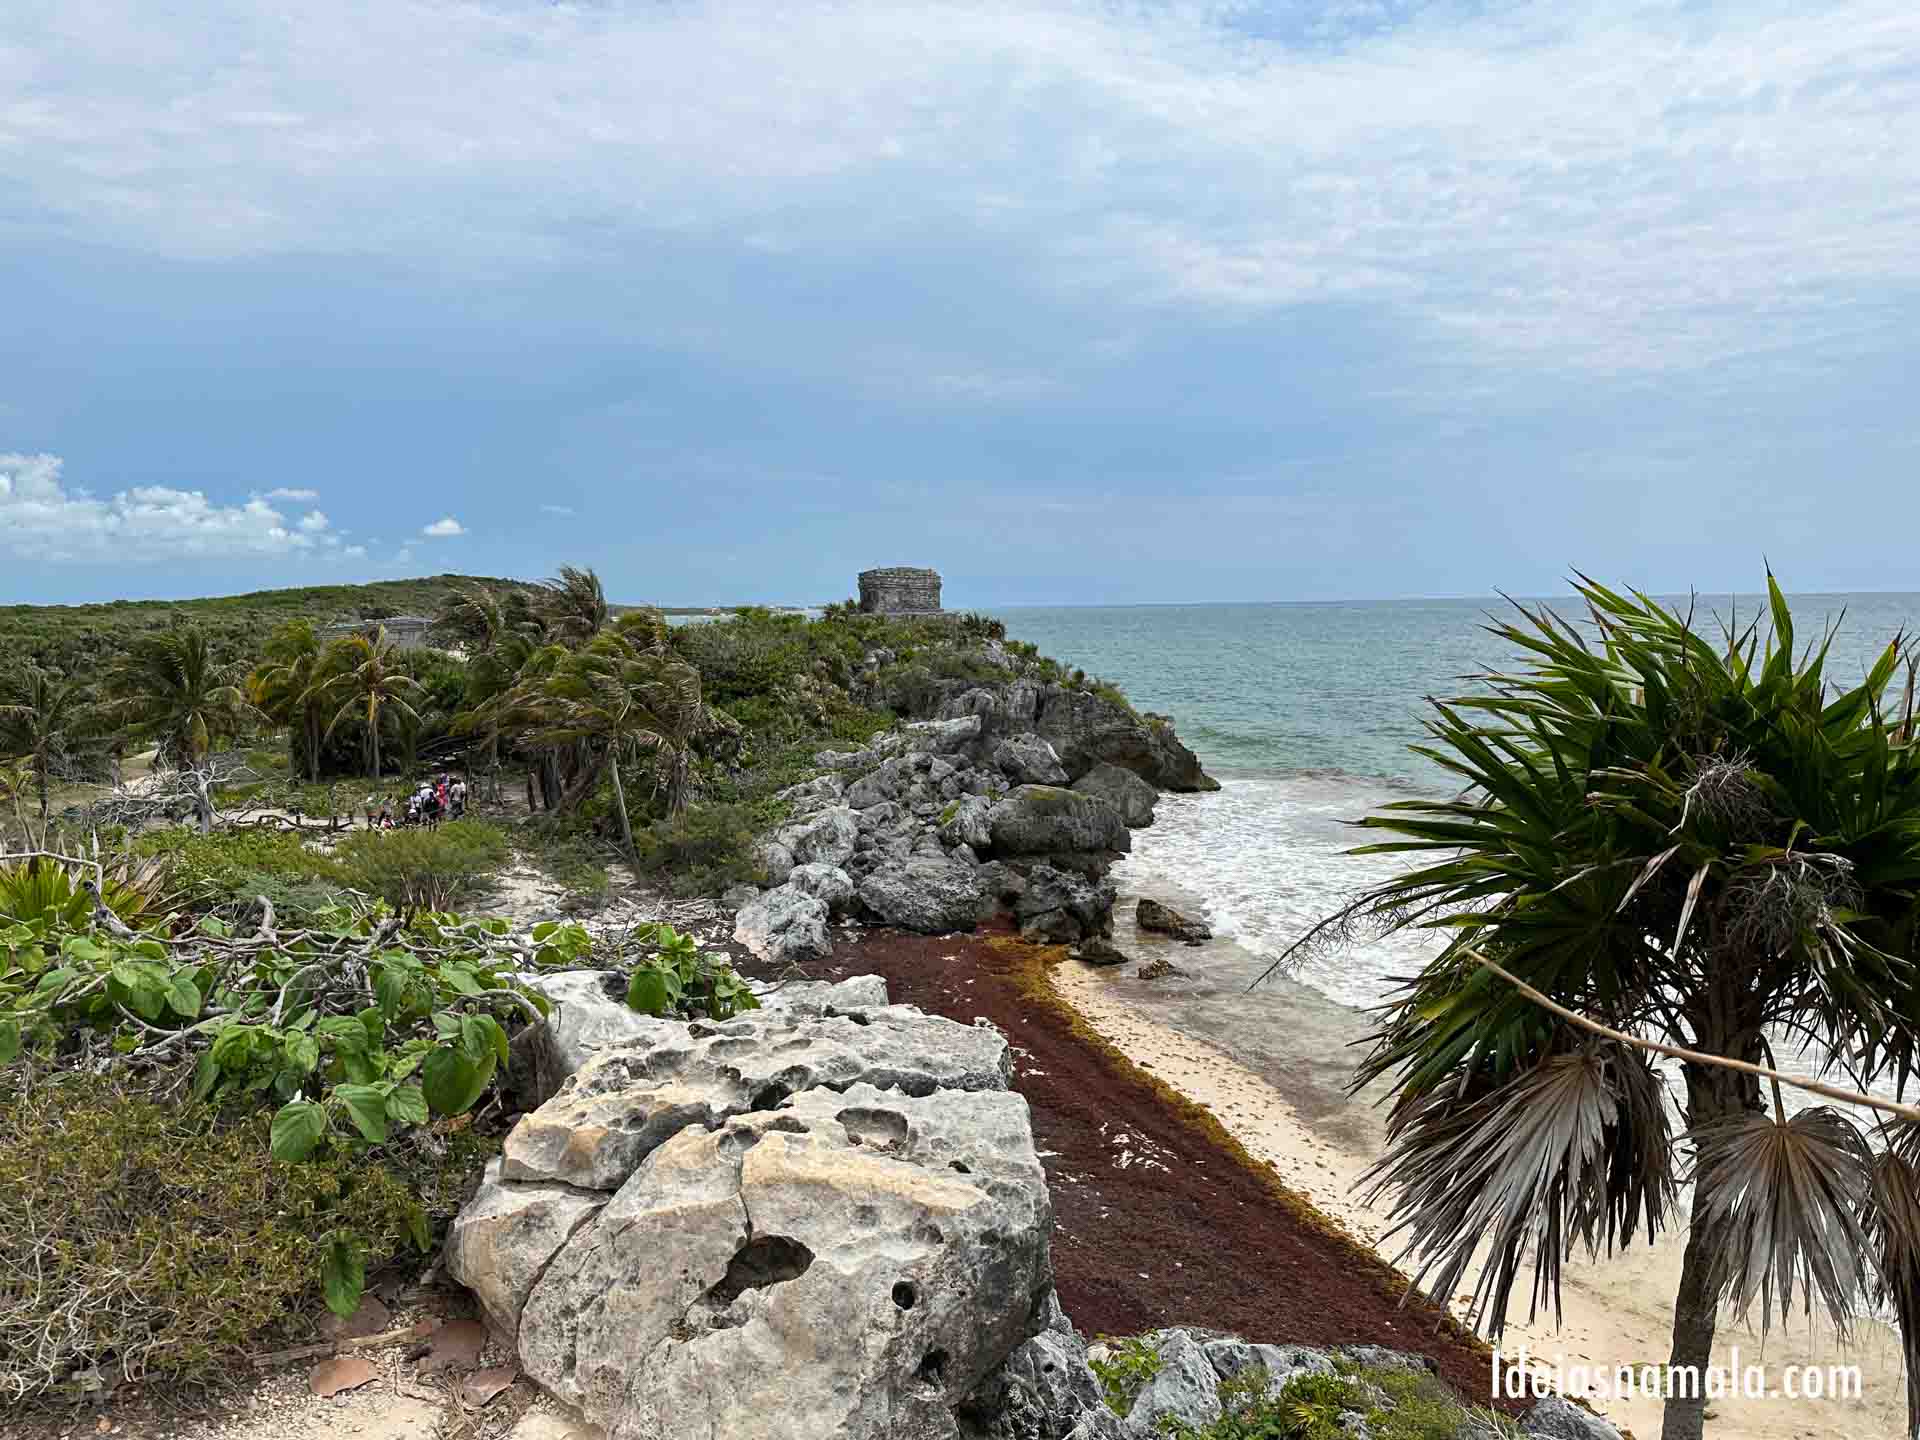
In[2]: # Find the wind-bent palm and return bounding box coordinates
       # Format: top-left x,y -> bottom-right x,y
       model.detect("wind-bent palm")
311,627 -> 427,781
1270,576 -> 1920,1440
0,663 -> 94,832
101,626 -> 251,767
519,616 -> 703,854
537,565 -> 610,648
249,619 -> 330,782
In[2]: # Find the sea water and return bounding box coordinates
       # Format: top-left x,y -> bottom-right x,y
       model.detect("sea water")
993,593 -> 1920,1119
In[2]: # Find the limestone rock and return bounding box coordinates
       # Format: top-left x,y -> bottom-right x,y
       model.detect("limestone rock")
1199,1338 -> 1333,1396
735,885 -> 834,965
501,1005 -> 1011,1191
721,882 -> 761,913
1135,899 -> 1211,943
858,857 -> 985,934
789,807 -> 860,868
753,840 -> 796,887
1125,1330 -> 1221,1433
788,861 -> 857,914
1069,764 -> 1158,827
993,735 -> 1070,787
1012,864 -> 1115,943
1068,937 -> 1129,967
987,787 -> 1130,858
444,1158 -> 606,1342
521,970 -> 678,1106
1031,688 -> 1217,793
518,1082 -> 1051,1440
1523,1397 -> 1624,1440
959,1292 -> 1111,1440
939,794 -> 995,851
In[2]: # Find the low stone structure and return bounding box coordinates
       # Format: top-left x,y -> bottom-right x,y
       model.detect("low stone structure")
858,566 -> 942,614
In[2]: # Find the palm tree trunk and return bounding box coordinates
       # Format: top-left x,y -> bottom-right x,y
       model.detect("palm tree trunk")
308,709 -> 322,783
608,751 -> 635,859
35,754 -> 48,833
1661,1063 -> 1759,1440
370,724 -> 382,782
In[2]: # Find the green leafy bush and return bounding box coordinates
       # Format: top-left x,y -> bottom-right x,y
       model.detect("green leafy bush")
623,924 -> 759,1021
1151,1361 -> 1524,1440
326,820 -> 510,910
1091,1335 -> 1164,1416
0,1069 -> 490,1401
133,826 -> 341,914
631,802 -> 764,897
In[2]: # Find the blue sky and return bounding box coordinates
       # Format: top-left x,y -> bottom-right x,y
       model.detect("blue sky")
4,0 -> 1918,608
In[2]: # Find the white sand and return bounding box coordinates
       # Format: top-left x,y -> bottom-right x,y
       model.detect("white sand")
1052,960 -> 1909,1440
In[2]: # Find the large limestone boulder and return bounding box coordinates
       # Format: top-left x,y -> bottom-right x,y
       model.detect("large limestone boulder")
992,735 -> 1070,787
1011,865 -> 1116,944
938,794 -> 996,851
444,1158 -> 606,1343
858,857 -> 985,934
520,1082 -> 1052,1440
788,861 -> 857,914
1032,688 -> 1217,793
1125,1330 -> 1222,1434
788,807 -> 860,868
987,786 -> 1130,858
1070,764 -> 1157,828
1524,1397 -> 1625,1440
518,971 -> 892,1107
735,885 -> 834,965
501,1004 -> 1010,1190
958,1292 -> 1112,1440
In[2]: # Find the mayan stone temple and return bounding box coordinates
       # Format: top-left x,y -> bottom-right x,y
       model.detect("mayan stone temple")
856,565 -> 943,615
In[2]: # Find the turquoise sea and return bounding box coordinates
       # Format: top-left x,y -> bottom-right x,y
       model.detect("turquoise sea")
992,592 -> 1920,1012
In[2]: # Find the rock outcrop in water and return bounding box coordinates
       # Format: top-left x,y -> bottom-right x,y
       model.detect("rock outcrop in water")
729,643 -> 1217,965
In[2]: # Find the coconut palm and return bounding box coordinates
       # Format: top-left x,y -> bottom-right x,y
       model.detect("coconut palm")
311,627 -> 427,781
248,619 -> 330,782
537,565 -> 610,648
518,617 -> 703,854
434,583 -> 530,795
100,625 -> 252,767
1267,576 -> 1920,1440
0,663 -> 95,835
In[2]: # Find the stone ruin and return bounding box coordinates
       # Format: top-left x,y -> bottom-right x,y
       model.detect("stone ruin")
858,566 -> 942,615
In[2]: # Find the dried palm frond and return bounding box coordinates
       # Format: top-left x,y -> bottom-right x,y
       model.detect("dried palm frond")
1690,1106 -> 1874,1333
1360,1039 -> 1674,1336
1864,1123 -> 1920,1429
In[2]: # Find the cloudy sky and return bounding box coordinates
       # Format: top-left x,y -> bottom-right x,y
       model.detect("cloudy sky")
4,0 -> 1917,607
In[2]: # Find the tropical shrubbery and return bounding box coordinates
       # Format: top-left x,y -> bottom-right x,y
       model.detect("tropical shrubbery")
0,1068 -> 492,1401
630,801 -> 765,898
325,820 -> 511,911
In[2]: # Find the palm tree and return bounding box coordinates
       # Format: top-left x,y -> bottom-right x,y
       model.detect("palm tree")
311,627 -> 427,781
434,583 -> 525,796
519,617 -> 703,854
249,619 -> 330,782
1269,576 -> 1920,1440
537,565 -> 610,648
100,625 -> 251,768
0,664 -> 92,835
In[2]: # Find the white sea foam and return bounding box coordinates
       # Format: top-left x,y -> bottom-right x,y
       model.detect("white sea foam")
1112,768 -> 1443,1011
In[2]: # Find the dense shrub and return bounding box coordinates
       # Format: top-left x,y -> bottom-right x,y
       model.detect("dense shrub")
326,820 -> 511,910
133,827 -> 342,915
0,1069 -> 492,1401
631,802 -> 764,897
1147,1361 -> 1523,1440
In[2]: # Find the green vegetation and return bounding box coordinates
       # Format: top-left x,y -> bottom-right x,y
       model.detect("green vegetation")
631,801 -> 766,897
622,923 -> 760,1021
326,820 -> 511,911
1278,574 -> 1920,1440
1148,1361 -> 1523,1440
1091,1334 -> 1165,1415
0,1068 -> 491,1401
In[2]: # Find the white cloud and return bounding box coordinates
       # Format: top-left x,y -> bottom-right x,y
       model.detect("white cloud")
421,516 -> 465,537
264,487 -> 320,501
0,452 -> 353,564
539,503 -> 575,517
4,1 -> 1920,374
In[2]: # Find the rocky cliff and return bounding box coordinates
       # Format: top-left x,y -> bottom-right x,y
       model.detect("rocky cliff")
728,644 -> 1218,965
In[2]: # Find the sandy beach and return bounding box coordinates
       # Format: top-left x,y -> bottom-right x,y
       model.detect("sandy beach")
1053,927 -> 1911,1440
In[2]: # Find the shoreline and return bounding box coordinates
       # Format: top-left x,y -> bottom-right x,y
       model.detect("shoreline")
1056,919 -> 1912,1440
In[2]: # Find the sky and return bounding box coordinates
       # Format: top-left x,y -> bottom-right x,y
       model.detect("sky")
3,0 -> 1919,609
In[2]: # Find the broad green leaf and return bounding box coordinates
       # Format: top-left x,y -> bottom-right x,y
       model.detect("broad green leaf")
385,1084 -> 429,1126
190,1050 -> 219,1101
63,936 -> 108,962
334,1084 -> 390,1143
270,1100 -> 328,1161
627,967 -> 675,1017
421,1045 -> 493,1116
285,1033 -> 321,1075
320,1233 -> 366,1319
164,975 -> 202,1019
0,1018 -> 19,1065
403,1204 -> 431,1253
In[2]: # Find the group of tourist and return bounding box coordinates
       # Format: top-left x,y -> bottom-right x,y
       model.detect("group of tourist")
365,772 -> 467,830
